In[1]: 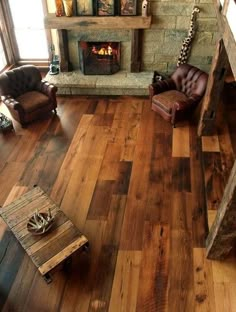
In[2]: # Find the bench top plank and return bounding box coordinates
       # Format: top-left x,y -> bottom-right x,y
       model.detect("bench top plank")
0,186 -> 88,277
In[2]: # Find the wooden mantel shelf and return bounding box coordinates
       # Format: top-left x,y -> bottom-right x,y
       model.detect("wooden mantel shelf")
44,14 -> 152,30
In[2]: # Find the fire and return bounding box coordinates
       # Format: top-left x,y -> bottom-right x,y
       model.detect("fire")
92,45 -> 113,55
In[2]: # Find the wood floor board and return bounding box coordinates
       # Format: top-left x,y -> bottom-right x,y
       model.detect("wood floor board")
145,182 -> 171,223
109,250 -> 141,312
0,94 -> 236,311
171,192 -> 192,232
103,195 -> 127,247
189,125 -> 208,248
193,248 -> 216,312
113,161 -> 132,195
0,232 -> 25,310
172,157 -> 191,192
0,162 -> 26,206
136,222 -> 169,312
1,255 -> 37,312
88,180 -> 114,220
120,142 -> 152,250
50,114 -> 94,205
98,142 -> 122,181
172,122 -> 190,157
202,152 -> 224,210
201,135 -> 220,152
167,229 -> 194,312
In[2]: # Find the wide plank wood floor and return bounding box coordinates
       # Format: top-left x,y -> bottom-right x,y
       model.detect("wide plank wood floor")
0,94 -> 236,312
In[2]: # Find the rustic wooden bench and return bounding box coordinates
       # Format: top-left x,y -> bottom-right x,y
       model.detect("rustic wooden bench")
0,186 -> 89,283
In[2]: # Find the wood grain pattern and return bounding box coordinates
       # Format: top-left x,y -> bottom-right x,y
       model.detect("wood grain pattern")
198,39 -> 229,136
0,94 -> 236,311
137,222 -> 169,312
109,251 -> 141,312
193,248 -> 216,312
172,122 -> 190,157
201,135 -> 220,152
44,14 -> 152,30
0,187 -> 88,279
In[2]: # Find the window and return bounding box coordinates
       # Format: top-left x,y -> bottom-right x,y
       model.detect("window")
226,0 -> 236,40
0,35 -> 7,71
8,0 -> 49,60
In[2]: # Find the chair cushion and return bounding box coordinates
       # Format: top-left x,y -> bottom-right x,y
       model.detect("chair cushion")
16,91 -> 50,113
152,90 -> 188,114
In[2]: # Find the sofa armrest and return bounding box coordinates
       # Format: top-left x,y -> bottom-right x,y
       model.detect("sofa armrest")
171,94 -> 202,126
149,79 -> 176,99
1,95 -> 21,111
36,80 -> 58,99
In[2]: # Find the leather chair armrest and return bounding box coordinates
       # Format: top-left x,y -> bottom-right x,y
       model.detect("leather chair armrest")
36,80 -> 58,98
1,95 -> 21,111
171,95 -> 202,127
149,79 -> 176,97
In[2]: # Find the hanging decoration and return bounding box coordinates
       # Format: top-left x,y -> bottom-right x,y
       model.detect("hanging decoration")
177,7 -> 200,66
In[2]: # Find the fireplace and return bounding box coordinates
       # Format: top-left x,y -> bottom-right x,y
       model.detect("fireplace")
79,41 -> 121,75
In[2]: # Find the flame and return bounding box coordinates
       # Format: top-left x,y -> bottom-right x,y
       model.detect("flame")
92,45 -> 113,55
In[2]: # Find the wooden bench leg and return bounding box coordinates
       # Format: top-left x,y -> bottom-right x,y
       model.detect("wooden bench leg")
83,242 -> 90,252
43,273 -> 52,284
63,256 -> 72,272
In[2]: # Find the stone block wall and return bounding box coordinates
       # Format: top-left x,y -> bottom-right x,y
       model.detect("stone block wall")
143,0 -> 219,74
57,0 -> 219,75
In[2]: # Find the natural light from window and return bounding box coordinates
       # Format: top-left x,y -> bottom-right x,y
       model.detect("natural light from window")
9,0 -> 49,59
0,37 -> 7,71
226,0 -> 236,40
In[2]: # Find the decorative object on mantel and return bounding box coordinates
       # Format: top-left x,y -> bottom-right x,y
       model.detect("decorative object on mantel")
76,0 -> 94,16
63,0 -> 73,16
97,0 -> 115,16
142,0 -> 149,17
55,0 -> 64,16
177,6 -> 200,67
120,0 -> 137,16
27,208 -> 55,235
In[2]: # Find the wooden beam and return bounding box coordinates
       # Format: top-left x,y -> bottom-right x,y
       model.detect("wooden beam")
44,14 -> 152,30
130,30 -> 142,73
222,20 -> 236,80
206,159 -> 236,259
197,39 -> 229,136
57,29 -> 71,72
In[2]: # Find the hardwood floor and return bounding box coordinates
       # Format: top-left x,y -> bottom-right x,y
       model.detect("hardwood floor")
0,94 -> 235,311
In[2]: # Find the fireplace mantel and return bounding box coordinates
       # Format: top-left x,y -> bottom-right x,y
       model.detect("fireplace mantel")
44,14 -> 152,30
44,14 -> 152,73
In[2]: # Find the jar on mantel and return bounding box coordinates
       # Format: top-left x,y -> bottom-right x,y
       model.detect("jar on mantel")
55,0 -> 64,16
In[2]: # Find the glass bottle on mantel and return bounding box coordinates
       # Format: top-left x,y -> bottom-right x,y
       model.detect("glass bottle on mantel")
55,0 -> 64,16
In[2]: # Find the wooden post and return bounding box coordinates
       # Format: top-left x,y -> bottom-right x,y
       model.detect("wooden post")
197,39 -> 229,136
206,160 -> 236,259
130,29 -> 141,72
57,29 -> 71,72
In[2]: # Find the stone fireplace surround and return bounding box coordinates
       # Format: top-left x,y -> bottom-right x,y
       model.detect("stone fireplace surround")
44,15 -> 152,95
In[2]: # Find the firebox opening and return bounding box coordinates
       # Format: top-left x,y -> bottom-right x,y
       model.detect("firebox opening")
79,41 -> 121,75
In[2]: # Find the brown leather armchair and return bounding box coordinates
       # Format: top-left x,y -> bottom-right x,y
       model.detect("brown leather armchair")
149,64 -> 208,127
0,65 -> 57,126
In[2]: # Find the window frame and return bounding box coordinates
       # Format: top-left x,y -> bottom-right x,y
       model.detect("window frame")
0,0 -> 51,70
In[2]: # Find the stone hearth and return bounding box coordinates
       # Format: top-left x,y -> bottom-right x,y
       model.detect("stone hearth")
45,70 -> 153,96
